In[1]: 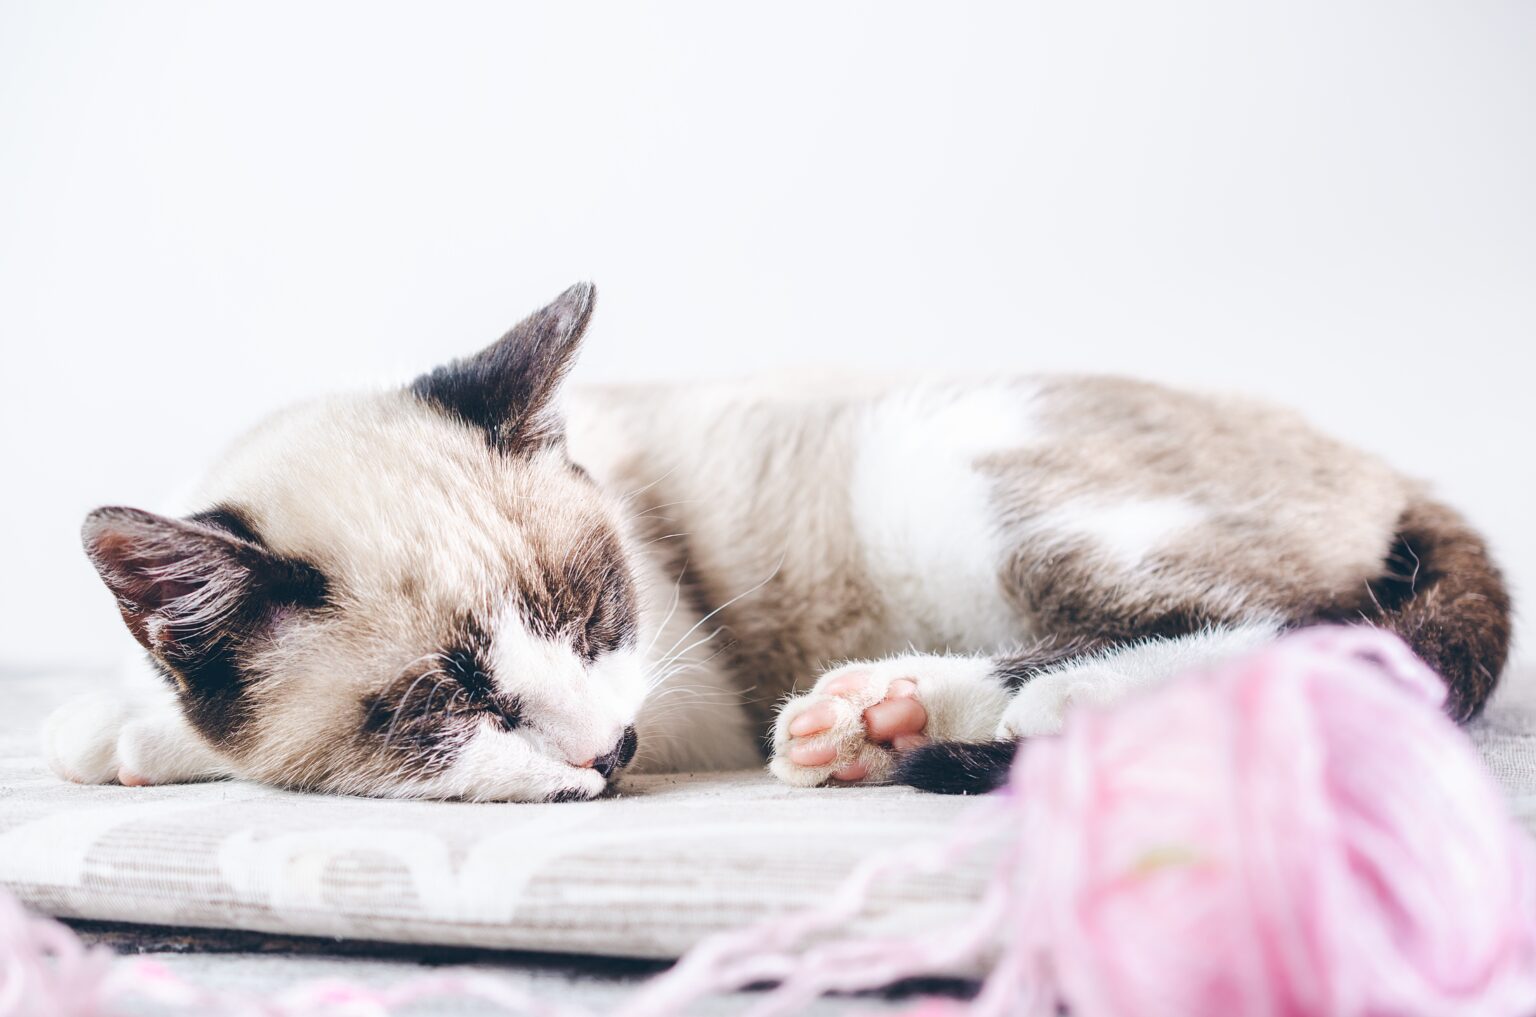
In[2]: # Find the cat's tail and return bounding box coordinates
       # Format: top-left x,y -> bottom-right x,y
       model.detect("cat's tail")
1355,495 -> 1511,723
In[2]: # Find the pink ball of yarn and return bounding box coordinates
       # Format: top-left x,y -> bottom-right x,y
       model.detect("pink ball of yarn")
1009,627 -> 1536,1017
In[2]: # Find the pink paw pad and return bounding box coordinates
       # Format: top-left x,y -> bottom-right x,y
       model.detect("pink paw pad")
784,675 -> 929,782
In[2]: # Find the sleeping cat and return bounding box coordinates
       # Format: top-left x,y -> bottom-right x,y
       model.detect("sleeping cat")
46,283 -> 1511,802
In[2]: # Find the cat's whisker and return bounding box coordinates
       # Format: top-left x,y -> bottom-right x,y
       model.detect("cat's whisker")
645,557 -> 783,670
642,561 -> 692,658
644,645 -> 733,698
636,497 -> 699,515
643,627 -> 725,686
618,465 -> 681,505
381,668 -> 451,750
643,604 -> 684,659
416,676 -> 457,727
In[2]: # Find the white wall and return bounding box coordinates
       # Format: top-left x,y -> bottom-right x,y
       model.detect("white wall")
1,1 -> 1532,669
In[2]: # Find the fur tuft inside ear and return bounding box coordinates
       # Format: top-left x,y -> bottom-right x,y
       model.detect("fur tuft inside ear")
411,281 -> 597,453
81,506 -> 323,665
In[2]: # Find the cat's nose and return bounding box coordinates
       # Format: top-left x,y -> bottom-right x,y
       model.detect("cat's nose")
592,726 -> 638,778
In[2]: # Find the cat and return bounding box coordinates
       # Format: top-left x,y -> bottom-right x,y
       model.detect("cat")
44,283 -> 1511,802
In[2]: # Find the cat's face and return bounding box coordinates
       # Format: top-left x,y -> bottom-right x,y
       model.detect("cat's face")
82,284 -> 651,802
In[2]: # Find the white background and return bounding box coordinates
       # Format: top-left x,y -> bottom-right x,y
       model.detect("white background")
1,2 -> 1532,671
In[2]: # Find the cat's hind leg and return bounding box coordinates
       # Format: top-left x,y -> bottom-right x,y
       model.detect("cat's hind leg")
43,693 -> 234,787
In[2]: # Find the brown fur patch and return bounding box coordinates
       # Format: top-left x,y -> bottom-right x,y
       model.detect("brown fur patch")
354,636 -> 523,782
1340,498 -> 1509,721
604,395 -> 894,736
993,636 -> 1108,690
984,376 -> 1414,639
82,505 -> 328,750
981,379 -> 1510,718
412,283 -> 595,455
517,524 -> 638,662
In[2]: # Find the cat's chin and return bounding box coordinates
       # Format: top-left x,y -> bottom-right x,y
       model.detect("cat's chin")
367,728 -> 613,804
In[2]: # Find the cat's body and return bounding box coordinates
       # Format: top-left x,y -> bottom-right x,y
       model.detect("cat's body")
47,285 -> 1511,801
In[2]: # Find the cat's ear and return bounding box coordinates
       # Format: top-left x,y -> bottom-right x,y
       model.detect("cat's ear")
411,282 -> 596,453
81,507 -> 324,669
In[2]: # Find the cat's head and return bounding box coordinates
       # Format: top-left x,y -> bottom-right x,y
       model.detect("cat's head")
82,283 -> 650,802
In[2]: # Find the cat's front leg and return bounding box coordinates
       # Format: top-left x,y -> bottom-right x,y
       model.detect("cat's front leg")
43,693 -> 234,787
769,654 -> 1012,787
994,622 -> 1282,739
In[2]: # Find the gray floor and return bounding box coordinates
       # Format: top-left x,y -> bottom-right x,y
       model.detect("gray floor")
72,920 -> 976,1015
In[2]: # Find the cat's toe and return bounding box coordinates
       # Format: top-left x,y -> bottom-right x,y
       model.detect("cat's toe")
116,768 -> 153,787
862,682 -> 927,744
830,760 -> 869,781
787,739 -> 839,767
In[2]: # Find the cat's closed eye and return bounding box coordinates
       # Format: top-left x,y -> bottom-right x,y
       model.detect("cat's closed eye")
442,647 -> 523,731
576,582 -> 636,664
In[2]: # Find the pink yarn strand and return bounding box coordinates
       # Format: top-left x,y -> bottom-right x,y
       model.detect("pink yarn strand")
617,795 -> 1016,1017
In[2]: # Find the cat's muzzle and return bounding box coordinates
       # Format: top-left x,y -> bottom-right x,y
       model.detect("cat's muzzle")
592,726 -> 639,778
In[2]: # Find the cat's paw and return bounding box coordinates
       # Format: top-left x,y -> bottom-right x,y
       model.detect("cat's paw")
43,693 -> 131,784
995,664 -> 1129,739
770,664 -> 930,787
43,694 -> 232,787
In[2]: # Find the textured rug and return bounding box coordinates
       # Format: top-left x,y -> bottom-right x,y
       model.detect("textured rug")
3,663 -> 1534,962
0,670 -> 990,960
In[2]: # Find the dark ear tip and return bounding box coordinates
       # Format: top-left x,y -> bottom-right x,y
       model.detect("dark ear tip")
83,504 -> 152,526
82,506 -> 132,541
82,507 -> 135,568
555,281 -> 597,323
81,507 -> 164,555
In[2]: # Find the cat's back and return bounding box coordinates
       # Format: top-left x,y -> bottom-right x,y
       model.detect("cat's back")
570,373 -> 1416,693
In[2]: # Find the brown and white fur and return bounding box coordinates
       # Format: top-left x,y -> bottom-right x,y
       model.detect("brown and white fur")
46,284 -> 1511,801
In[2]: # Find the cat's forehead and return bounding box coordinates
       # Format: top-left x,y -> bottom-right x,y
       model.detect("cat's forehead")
195,391 -> 616,608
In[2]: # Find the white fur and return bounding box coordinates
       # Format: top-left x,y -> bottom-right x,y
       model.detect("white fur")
116,710 -> 232,784
850,383 -> 1038,650
1029,496 -> 1209,568
43,691 -> 230,786
43,693 -> 129,784
487,604 -> 631,767
997,620 -> 1283,739
400,721 -> 607,803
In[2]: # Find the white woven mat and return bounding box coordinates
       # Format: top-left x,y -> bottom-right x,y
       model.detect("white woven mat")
0,671 -> 989,959
3,664 -> 1533,958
